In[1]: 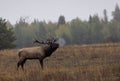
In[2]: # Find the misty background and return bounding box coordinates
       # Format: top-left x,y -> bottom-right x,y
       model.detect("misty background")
0,0 -> 120,49
0,0 -> 120,24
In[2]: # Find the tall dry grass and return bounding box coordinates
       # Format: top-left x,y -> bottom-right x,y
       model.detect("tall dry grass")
0,43 -> 120,81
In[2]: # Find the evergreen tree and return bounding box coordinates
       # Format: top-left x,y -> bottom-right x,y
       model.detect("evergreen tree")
14,18 -> 29,48
89,15 -> 92,23
112,4 -> 120,22
0,18 -> 15,49
103,9 -> 108,23
57,15 -> 66,26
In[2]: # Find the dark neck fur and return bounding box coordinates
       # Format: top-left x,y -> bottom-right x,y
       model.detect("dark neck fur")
44,43 -> 59,57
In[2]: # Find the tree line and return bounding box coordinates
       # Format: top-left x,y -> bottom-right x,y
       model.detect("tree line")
0,4 -> 120,49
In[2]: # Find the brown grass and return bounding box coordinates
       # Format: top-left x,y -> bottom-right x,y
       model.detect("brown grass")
0,43 -> 120,81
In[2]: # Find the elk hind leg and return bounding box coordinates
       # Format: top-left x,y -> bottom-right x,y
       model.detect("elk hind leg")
17,58 -> 26,70
39,59 -> 44,69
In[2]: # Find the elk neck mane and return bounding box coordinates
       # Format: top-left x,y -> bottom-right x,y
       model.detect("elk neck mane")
43,43 -> 59,57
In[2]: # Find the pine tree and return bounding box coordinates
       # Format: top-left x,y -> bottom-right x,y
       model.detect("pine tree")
112,4 -> 120,22
103,9 -> 108,23
57,15 -> 66,26
0,18 -> 15,49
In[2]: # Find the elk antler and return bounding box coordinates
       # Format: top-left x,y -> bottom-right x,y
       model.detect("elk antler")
33,37 -> 58,45
33,39 -> 46,44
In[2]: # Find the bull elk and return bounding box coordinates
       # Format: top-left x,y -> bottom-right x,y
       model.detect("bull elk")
17,37 -> 59,70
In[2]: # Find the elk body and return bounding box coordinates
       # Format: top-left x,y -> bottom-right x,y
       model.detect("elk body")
17,38 -> 59,70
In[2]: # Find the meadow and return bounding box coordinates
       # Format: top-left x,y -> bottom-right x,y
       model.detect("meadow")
0,43 -> 120,81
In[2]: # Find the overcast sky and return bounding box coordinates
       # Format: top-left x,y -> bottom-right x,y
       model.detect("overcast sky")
0,0 -> 120,24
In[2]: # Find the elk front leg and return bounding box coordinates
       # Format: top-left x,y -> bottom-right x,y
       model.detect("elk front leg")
21,59 -> 26,70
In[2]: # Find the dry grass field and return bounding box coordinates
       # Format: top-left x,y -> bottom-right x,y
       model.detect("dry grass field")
0,43 -> 120,81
